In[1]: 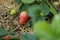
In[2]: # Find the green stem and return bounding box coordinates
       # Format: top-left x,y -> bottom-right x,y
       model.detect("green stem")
16,2 -> 22,12
46,0 -> 57,15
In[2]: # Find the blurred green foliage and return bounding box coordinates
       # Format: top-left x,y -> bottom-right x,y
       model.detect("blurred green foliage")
34,14 -> 60,40
0,0 -> 59,40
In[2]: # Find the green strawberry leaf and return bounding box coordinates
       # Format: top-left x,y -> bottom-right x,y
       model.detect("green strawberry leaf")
27,5 -> 40,17
32,17 -> 45,24
22,0 -> 35,3
21,32 -> 38,40
8,27 -> 14,35
0,28 -> 8,37
39,2 -> 50,16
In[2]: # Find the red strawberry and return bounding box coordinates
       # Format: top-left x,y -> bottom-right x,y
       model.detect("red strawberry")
19,11 -> 29,25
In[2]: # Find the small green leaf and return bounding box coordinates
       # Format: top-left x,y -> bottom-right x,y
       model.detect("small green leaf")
22,0 -> 35,3
27,5 -> 40,17
21,32 -> 38,40
8,27 -> 14,35
0,28 -> 8,37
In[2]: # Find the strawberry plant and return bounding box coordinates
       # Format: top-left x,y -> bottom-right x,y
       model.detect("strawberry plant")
0,0 -> 60,40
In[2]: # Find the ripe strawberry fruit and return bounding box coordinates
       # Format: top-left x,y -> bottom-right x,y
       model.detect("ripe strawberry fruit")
19,11 -> 29,25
